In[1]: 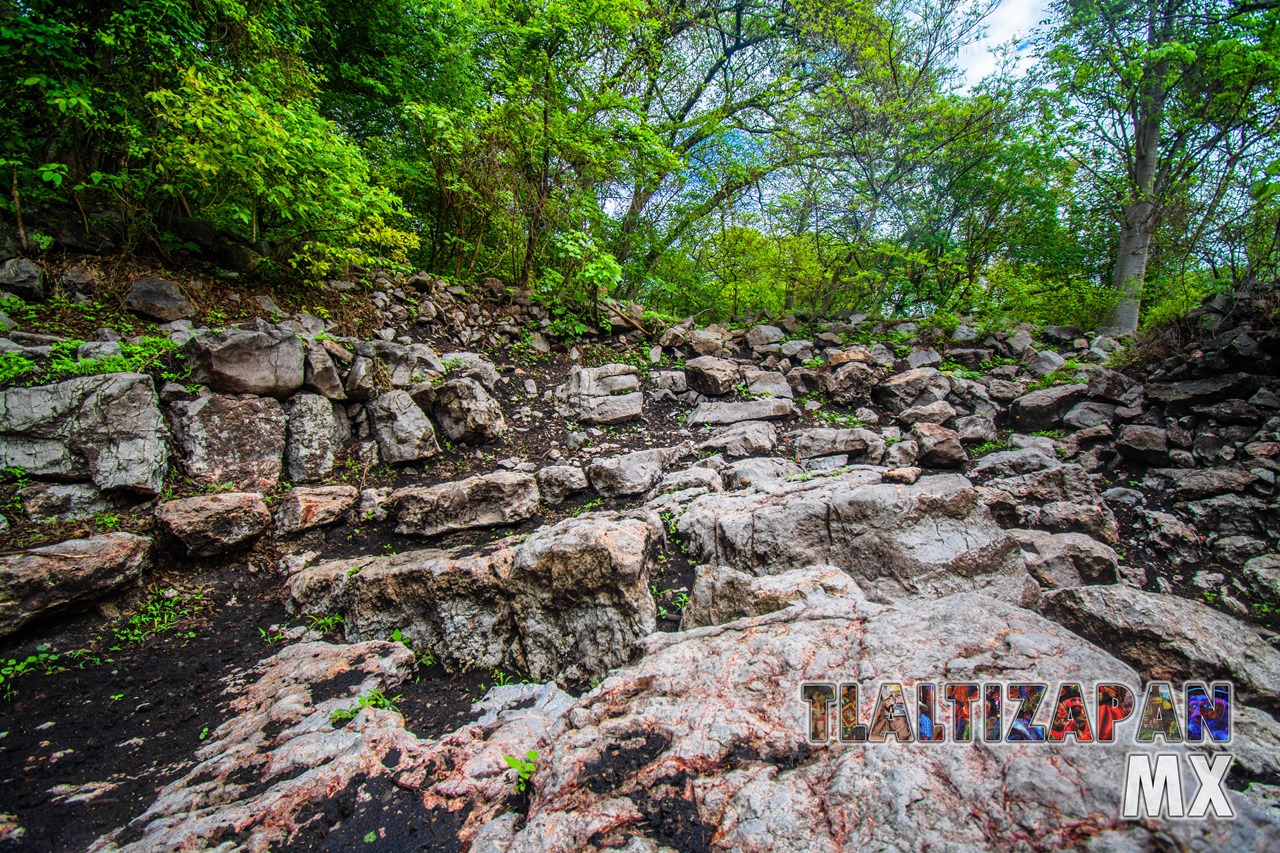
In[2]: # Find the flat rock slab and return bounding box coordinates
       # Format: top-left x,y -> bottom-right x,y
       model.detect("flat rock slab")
687,398 -> 793,426
0,532 -> 151,638
554,364 -> 644,424
0,372 -> 168,494
275,485 -> 358,535
155,492 -> 271,557
389,471 -> 538,536
677,469 -> 1038,604
587,444 -> 690,498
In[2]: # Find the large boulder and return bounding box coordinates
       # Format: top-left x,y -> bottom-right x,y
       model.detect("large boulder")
587,444 -> 690,498
154,493 -> 272,557
1116,424 -> 1169,464
683,564 -> 859,629
185,321 -> 305,397
389,471 -> 539,536
171,393 -> 286,491
1044,585 -> 1280,712
687,398 -> 793,426
284,393 -> 347,483
677,469 -> 1037,604
274,485 -> 358,535
0,373 -> 168,494
696,421 -> 777,458
787,427 -> 885,462
912,422 -> 967,467
684,355 -> 740,396
430,377 -> 506,443
368,390 -> 440,464
1008,529 -> 1119,589
0,533 -> 151,638
823,361 -> 881,406
553,364 -> 643,425
535,465 -> 589,505
289,511 -> 661,682
123,277 -> 194,322
1147,373 -> 1262,411
1009,384 -> 1088,431
873,367 -> 950,413
0,258 -> 44,301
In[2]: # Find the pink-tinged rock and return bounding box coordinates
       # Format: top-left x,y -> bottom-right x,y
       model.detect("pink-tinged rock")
155,492 -> 271,556
0,533 -> 151,638
274,485 -> 358,535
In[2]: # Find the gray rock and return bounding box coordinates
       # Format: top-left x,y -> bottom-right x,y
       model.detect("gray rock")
1009,384 -> 1088,431
788,427 -> 885,463
274,485 -> 359,535
1044,585 -> 1280,712
368,390 -> 439,464
873,367 -> 950,413
822,361 -> 880,406
1116,424 -> 1169,464
431,377 -> 506,443
1086,367 -> 1141,404
954,414 -> 997,445
1005,327 -> 1033,354
389,471 -> 538,536
1008,529 -> 1119,589
687,398 -> 793,426
906,346 -> 942,369
0,532 -> 150,638
1159,466 -> 1259,499
741,368 -> 792,399
440,351 -> 498,390
696,421 -> 777,458
684,356 -> 740,396
899,399 -> 955,425
779,339 -> 813,358
17,482 -> 108,522
0,373 -> 168,494
1063,401 -> 1116,430
744,325 -> 785,348
0,258 -> 44,301
554,364 -> 644,425
285,394 -> 346,483
536,465 -> 589,505
154,493 -> 271,557
677,470 -> 1037,604
1244,554 -> 1280,599
1148,373 -> 1262,411
912,423 -> 967,467
1026,349 -> 1065,376
302,345 -> 346,400
343,355 -> 376,401
185,322 -> 305,397
588,444 -> 691,498
171,393 -> 286,491
720,457 -> 802,489
123,278 -> 194,322
683,564 -> 859,629
969,447 -> 1058,481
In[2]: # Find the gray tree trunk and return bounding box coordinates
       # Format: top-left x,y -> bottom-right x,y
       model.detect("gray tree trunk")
1109,200 -> 1155,334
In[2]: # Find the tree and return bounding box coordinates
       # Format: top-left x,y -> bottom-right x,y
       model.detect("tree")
1041,0 -> 1280,332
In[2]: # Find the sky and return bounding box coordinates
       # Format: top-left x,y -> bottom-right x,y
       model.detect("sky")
957,0 -> 1052,87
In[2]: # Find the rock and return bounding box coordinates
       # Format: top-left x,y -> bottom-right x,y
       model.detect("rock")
390,472 -> 539,536
1006,327 -> 1033,354
0,258 -> 44,301
678,470 -> 1037,604
883,465 -> 921,484
536,465 -> 589,505
431,377 -> 506,443
1009,384 -> 1087,431
1160,466 -> 1259,499
822,361 -> 880,406
779,339 -> 813,358
1086,367 -> 1140,404
684,356 -> 740,396
954,414 -> 997,445
588,444 -> 690,498
301,344 -> 346,400
154,493 -> 271,557
788,427 -> 885,462
1063,401 -> 1116,430
0,373 -> 168,494
289,512 -> 661,682
744,325 -> 785,348
720,457 -> 802,489
687,398 -> 793,426
648,466 -> 722,499
368,390 -> 439,464
17,483 -> 108,522
1044,585 -> 1280,712
1148,373 -> 1262,411
284,393 -> 346,483
554,364 -> 644,425
873,367 -> 950,413
1244,554 -> 1280,599
696,421 -> 777,458
185,322 -> 305,398
171,393 -> 286,491
1116,424 -> 1169,464
275,485 -> 358,535
488,593 -> 1275,851
1008,529 -> 1118,589
689,328 -> 725,355
912,423 -> 967,467
1026,349 -> 1065,376
683,564 -> 859,628
123,277 -> 194,322
741,368 -> 792,399
0,533 -> 150,638
440,351 -> 497,389
899,399 -> 955,425
906,346 -> 942,369
969,447 -> 1057,481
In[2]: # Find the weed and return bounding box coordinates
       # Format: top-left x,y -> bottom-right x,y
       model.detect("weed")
503,750 -> 539,794
258,627 -> 288,645
113,586 -> 207,646
572,497 -> 602,517
93,510 -> 122,531
306,613 -> 345,634
199,726 -> 210,740
672,592 -> 690,610
330,689 -> 403,725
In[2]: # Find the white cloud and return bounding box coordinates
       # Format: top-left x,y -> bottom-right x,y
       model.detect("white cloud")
957,0 -> 1051,86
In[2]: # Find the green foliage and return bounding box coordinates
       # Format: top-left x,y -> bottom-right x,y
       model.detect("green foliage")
503,750 -> 539,794
112,586 -> 206,647
330,688 -> 403,725
0,353 -> 36,385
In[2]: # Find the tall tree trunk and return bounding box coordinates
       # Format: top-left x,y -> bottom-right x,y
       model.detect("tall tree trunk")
1109,198 -> 1156,333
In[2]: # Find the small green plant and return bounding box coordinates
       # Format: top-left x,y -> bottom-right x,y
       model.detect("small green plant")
441,356 -> 463,373
503,750 -> 539,794
199,726 -> 210,740
307,614 -> 345,634
491,668 -> 516,687
93,510 -> 122,531
111,693 -> 125,701
114,586 -> 207,645
0,352 -> 36,385
672,592 -> 690,610
330,689 -> 403,725
258,626 -> 288,644
572,497 -> 603,516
